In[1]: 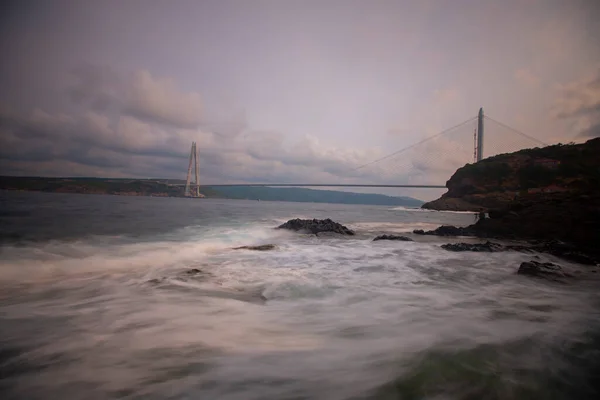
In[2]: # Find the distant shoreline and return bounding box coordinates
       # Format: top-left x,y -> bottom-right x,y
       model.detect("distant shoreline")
0,176 -> 424,207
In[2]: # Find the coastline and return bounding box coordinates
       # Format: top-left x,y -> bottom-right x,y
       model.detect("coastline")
417,139 -> 600,261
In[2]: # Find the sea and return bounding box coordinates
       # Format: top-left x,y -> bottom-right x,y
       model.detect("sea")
1,190 -> 600,400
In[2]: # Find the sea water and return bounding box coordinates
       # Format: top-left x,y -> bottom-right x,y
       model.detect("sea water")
1,190 -> 599,399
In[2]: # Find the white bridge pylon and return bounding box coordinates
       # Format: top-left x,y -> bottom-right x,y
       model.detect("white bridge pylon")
184,141 -> 203,197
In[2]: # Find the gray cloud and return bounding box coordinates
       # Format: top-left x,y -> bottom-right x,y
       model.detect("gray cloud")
68,66 -> 203,130
125,70 -> 202,129
2,0 -> 599,199
0,84 -> 398,184
553,68 -> 600,138
68,64 -> 123,112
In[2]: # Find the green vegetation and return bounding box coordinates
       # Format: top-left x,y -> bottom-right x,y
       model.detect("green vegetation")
0,177 -> 184,197
448,137 -> 600,194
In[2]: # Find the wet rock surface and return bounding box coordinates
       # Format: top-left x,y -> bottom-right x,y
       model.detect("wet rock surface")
373,234 -> 413,242
185,268 -> 203,275
441,241 -> 503,252
233,244 -> 276,251
277,218 -> 355,235
529,240 -> 597,266
437,238 -> 598,265
413,225 -> 475,237
517,260 -> 574,281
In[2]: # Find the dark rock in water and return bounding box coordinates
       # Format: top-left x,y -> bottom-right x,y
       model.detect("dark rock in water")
185,268 -> 203,275
438,239 -> 598,266
373,234 -> 413,242
148,277 -> 166,285
517,260 -> 573,280
277,218 -> 355,235
233,244 -> 276,251
413,225 -> 474,237
533,240 -> 597,266
441,241 -> 503,252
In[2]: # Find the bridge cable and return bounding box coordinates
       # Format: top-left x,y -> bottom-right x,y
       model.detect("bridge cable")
484,115 -> 548,146
352,117 -> 477,171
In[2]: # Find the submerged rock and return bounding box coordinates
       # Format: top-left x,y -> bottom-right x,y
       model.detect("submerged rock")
277,218 -> 355,235
517,260 -> 573,281
413,225 -> 474,237
441,241 -> 503,252
233,244 -> 276,251
373,234 -> 413,242
185,268 -> 203,275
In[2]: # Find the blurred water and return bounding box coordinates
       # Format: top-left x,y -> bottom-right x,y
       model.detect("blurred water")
1,190 -> 600,399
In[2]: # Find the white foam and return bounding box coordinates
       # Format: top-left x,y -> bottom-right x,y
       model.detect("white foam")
0,224 -> 289,284
390,206 -> 476,214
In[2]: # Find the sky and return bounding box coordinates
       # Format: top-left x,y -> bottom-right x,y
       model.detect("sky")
1,0 -> 599,200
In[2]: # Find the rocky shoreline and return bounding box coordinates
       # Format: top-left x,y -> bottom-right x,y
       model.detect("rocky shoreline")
419,192 -> 600,259
273,217 -> 599,283
418,138 -> 599,268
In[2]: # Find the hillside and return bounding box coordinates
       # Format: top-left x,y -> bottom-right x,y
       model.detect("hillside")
0,177 -> 423,207
0,177 -> 182,197
205,186 -> 423,207
422,137 -> 600,211
420,138 -> 600,252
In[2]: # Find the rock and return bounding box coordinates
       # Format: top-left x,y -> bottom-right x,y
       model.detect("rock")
277,218 -> 355,235
517,260 -> 573,280
534,240 -> 597,266
373,234 -> 413,242
413,225 -> 474,237
421,197 -> 486,212
441,241 -> 503,252
185,268 -> 203,275
233,244 -> 276,251
487,209 -> 506,219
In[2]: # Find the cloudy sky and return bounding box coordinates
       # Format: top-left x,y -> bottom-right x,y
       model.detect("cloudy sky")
1,0 -> 599,199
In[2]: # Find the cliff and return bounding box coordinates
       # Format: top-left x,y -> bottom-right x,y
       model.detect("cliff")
422,137 -> 600,211
421,137 -> 600,252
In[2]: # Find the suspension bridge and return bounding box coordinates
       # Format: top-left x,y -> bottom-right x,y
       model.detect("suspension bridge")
182,108 -> 548,197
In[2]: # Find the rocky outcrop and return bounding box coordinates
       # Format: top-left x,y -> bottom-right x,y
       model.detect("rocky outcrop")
421,198 -> 486,212
233,244 -> 276,251
373,234 -> 413,242
422,137 -> 600,212
413,225 -> 476,237
517,260 -> 573,281
277,218 -> 355,235
528,240 -> 597,265
441,241 -> 503,252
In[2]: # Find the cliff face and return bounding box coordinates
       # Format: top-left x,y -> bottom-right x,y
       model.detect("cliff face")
422,137 -> 600,211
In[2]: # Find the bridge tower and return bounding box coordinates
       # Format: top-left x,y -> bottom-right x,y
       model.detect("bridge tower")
184,142 -> 202,197
475,107 -> 484,162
